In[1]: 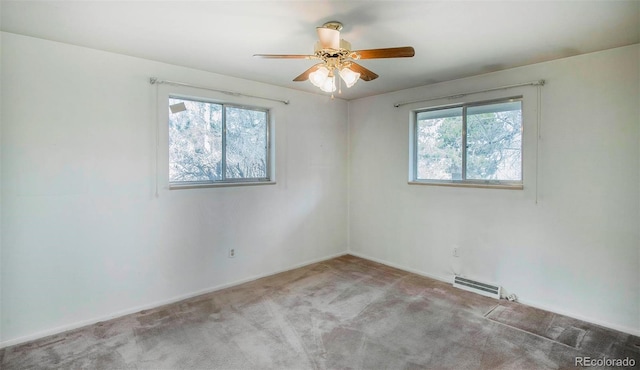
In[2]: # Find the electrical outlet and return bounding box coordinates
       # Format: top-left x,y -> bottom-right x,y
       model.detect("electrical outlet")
228,248 -> 236,258
453,248 -> 459,257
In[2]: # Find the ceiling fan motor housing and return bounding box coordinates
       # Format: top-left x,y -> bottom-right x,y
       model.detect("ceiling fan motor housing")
314,39 -> 352,53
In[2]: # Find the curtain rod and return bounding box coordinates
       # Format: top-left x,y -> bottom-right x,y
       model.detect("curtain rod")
149,78 -> 290,105
393,79 -> 545,108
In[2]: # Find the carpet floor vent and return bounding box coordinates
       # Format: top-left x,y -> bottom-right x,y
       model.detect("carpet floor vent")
453,276 -> 501,299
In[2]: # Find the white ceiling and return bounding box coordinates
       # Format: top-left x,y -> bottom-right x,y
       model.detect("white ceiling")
2,1 -> 639,100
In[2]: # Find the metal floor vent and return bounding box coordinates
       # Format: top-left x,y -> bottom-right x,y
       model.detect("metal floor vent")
453,276 -> 501,299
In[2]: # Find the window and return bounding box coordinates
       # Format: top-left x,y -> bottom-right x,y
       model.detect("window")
168,96 -> 271,186
412,97 -> 523,188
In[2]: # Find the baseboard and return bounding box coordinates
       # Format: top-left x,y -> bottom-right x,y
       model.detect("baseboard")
347,251 -> 452,285
515,298 -> 640,337
347,251 -> 640,337
0,251 -> 348,349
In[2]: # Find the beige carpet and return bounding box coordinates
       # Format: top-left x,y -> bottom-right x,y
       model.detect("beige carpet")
486,303 -> 639,355
2,255 -> 639,369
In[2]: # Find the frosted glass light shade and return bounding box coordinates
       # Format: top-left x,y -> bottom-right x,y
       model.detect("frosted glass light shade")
320,75 -> 336,93
309,66 -> 330,87
339,67 -> 360,88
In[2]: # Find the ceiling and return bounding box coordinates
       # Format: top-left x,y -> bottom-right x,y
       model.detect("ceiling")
2,1 -> 639,100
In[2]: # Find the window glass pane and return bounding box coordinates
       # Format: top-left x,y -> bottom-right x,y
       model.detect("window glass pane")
168,98 -> 223,182
416,107 -> 463,180
466,101 -> 522,181
225,106 -> 268,179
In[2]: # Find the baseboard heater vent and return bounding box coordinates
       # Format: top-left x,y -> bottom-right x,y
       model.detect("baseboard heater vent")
453,276 -> 501,299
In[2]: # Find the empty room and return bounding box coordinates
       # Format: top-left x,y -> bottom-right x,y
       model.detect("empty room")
1,1 -> 639,369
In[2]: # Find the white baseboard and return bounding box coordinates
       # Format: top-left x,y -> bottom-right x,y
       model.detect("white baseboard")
0,251 -> 348,349
515,298 -> 640,337
347,250 -> 452,284
347,251 -> 640,337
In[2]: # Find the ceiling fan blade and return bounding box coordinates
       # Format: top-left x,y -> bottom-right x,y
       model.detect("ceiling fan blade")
354,47 -> 415,59
293,64 -> 323,81
316,27 -> 340,49
348,63 -> 379,81
253,54 -> 315,59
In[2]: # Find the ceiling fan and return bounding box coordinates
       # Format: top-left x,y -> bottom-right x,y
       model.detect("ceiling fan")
254,21 -> 415,95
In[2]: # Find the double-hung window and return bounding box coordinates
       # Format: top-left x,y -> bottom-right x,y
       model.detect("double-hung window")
168,96 -> 271,186
412,97 -> 523,188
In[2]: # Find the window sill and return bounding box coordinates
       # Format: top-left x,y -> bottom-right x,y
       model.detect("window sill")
408,181 -> 523,190
169,181 -> 276,190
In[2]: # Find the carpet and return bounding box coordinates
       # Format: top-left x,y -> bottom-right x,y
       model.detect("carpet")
486,302 -> 640,361
2,255 -> 639,369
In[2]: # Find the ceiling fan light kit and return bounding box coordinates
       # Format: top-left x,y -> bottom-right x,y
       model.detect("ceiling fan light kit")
309,66 -> 338,93
309,66 -> 330,87
254,21 -> 415,97
339,67 -> 360,88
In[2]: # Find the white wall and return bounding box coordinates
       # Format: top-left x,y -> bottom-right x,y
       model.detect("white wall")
0,32 -> 348,345
348,44 -> 640,335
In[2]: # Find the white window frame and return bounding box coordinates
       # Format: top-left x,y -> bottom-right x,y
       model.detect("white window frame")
409,96 -> 524,190
156,85 -> 276,190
